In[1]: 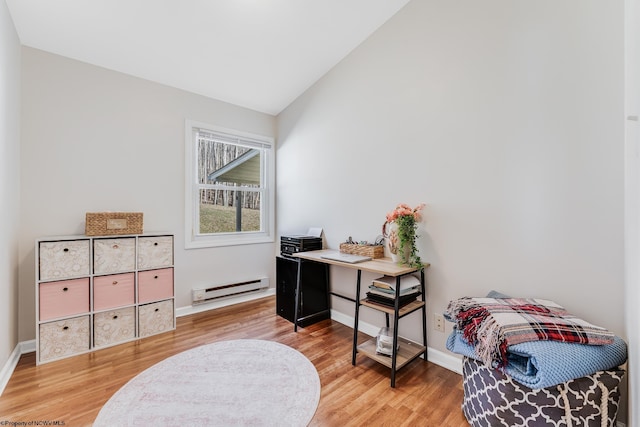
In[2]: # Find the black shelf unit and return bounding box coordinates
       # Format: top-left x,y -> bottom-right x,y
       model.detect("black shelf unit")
353,268 -> 427,388
276,256 -> 330,328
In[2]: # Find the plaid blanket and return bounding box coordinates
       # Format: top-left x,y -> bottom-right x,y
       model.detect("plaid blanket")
444,297 -> 615,368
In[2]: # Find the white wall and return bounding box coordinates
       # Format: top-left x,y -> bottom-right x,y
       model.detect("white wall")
278,0 -> 626,414
0,0 -> 21,377
18,47 -> 277,341
625,0 -> 640,423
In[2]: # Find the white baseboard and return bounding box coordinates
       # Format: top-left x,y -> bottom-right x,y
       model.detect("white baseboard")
175,288 -> 276,317
427,346 -> 463,374
0,345 -> 21,396
330,309 -> 463,375
21,339 -> 36,353
0,340 -> 35,396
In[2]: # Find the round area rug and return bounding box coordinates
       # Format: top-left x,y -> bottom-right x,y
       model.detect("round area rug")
94,339 -> 320,426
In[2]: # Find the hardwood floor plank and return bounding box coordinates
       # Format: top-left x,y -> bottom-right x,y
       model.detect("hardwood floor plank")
0,296 -> 468,426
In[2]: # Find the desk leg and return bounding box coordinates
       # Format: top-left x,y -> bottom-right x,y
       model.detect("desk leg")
421,268 -> 427,361
324,264 -> 331,313
351,269 -> 362,365
293,258 -> 302,332
390,275 -> 401,388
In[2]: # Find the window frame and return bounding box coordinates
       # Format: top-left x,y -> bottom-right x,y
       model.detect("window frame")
184,119 -> 275,249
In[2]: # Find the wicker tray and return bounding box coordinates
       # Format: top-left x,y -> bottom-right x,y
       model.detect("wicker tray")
339,243 -> 384,259
85,212 -> 143,236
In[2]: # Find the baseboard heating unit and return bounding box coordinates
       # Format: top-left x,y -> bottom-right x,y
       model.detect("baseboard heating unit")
192,278 -> 269,304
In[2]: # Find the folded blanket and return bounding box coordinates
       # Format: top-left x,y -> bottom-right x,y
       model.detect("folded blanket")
445,297 -> 615,368
447,330 -> 627,389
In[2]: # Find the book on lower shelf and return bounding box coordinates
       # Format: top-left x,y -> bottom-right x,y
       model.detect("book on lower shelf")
368,284 -> 420,297
365,291 -> 419,308
371,275 -> 420,291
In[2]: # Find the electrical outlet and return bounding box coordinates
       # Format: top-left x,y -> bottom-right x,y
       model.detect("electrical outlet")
434,313 -> 445,332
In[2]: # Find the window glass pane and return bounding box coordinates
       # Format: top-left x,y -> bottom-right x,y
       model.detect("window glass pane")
199,189 -> 261,233
186,119 -> 274,248
198,138 -> 262,187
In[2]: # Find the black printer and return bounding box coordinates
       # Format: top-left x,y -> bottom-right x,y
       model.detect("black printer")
280,235 -> 322,257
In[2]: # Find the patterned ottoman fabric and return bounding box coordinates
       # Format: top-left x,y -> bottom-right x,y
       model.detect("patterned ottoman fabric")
462,357 -> 625,427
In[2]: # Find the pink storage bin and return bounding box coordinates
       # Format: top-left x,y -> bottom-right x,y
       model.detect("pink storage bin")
94,273 -> 135,311
39,278 -> 90,321
138,268 -> 173,303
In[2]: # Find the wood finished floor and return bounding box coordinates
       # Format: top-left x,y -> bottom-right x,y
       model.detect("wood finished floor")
0,296 -> 468,426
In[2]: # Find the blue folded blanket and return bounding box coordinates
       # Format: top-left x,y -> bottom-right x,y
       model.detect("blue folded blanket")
447,330 -> 627,389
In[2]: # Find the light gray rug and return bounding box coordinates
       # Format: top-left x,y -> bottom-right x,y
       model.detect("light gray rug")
94,339 -> 320,426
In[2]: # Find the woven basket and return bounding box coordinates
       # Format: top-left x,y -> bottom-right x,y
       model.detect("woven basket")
339,243 -> 384,259
85,212 -> 143,236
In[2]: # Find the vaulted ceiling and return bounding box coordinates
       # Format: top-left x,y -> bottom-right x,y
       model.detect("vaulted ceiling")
6,0 -> 411,115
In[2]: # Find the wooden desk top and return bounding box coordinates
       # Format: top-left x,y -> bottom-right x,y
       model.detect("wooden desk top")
292,249 -> 429,277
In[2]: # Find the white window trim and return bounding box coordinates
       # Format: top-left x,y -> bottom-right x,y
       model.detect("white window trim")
184,119 -> 275,249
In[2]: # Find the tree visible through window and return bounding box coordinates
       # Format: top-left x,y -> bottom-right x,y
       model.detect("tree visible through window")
185,120 -> 274,248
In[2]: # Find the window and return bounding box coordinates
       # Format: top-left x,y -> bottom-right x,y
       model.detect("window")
185,120 -> 275,248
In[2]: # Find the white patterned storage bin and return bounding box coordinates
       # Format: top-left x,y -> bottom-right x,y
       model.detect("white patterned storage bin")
39,315 -> 90,362
94,307 -> 136,347
138,299 -> 174,337
137,236 -> 173,269
93,237 -> 136,274
38,240 -> 90,281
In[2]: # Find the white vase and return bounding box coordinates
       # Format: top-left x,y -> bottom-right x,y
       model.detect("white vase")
384,222 -> 401,262
385,221 -> 414,264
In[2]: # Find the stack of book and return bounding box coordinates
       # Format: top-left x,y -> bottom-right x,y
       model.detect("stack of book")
365,275 -> 421,308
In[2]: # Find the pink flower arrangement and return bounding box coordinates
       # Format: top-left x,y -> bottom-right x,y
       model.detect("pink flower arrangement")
385,203 -> 425,224
382,203 -> 425,267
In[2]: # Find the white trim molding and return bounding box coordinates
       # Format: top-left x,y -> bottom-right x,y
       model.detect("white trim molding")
0,340 -> 35,396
